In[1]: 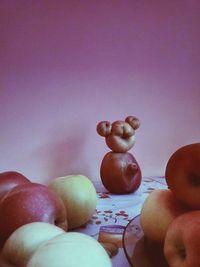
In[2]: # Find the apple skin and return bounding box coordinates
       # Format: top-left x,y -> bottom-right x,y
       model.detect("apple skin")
140,189 -> 189,242
0,171 -> 31,202
0,183 -> 68,249
96,116 -> 140,153
0,222 -> 65,267
165,143 -> 200,209
27,232 -> 112,267
48,175 -> 97,229
164,210 -> 200,267
100,152 -> 142,194
131,236 -> 169,267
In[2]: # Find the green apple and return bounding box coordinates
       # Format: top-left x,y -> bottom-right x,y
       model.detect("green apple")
48,175 -> 97,229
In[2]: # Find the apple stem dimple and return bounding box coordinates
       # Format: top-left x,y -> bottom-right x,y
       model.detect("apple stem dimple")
126,163 -> 138,177
176,245 -> 186,260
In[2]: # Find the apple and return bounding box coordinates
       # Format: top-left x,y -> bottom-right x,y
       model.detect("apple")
100,152 -> 142,194
0,222 -> 65,267
96,116 -> 140,153
165,143 -> 200,209
145,237 -> 169,267
0,171 -> 31,202
131,236 -> 168,267
48,175 -> 97,229
164,210 -> 200,267
140,189 -> 189,242
0,256 -> 14,267
27,232 -> 112,267
0,182 -> 68,248
96,116 -> 141,194
130,236 -> 152,267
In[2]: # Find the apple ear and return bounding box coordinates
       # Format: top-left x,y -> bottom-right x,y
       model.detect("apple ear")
96,121 -> 112,137
125,116 -> 140,130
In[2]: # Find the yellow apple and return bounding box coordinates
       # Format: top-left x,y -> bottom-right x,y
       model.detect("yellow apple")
0,222 -> 65,267
48,175 -> 97,229
140,189 -> 189,242
27,232 -> 112,267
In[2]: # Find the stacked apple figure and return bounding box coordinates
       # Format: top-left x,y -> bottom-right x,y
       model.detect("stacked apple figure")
0,172 -> 113,267
96,116 -> 142,194
140,143 -> 200,267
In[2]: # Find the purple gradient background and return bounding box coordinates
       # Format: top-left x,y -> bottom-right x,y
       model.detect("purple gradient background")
0,1 -> 200,183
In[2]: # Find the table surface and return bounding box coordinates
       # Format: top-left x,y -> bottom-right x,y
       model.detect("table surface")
75,177 -> 167,267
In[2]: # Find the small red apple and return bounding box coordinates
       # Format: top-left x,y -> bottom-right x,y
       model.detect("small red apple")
0,183 -> 68,248
0,171 -> 31,202
164,210 -> 200,267
165,143 -> 200,209
100,152 -> 142,194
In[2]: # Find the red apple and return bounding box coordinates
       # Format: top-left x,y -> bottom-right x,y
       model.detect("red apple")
100,152 -> 142,194
164,210 -> 200,267
131,236 -> 169,267
0,183 -> 68,248
140,189 -> 189,242
0,171 -> 31,202
165,143 -> 200,209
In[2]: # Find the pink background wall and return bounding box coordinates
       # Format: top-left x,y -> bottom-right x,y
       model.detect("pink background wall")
1,1 -> 200,184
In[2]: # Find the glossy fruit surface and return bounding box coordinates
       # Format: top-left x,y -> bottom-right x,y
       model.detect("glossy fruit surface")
0,171 -> 30,202
100,152 -> 142,194
0,183 -> 67,248
165,143 -> 200,209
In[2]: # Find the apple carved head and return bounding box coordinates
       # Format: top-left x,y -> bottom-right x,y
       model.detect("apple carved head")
96,116 -> 140,153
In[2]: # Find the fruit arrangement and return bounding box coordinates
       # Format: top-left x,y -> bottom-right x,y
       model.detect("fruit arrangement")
96,115 -> 142,194
140,143 -> 200,267
0,172 -> 112,267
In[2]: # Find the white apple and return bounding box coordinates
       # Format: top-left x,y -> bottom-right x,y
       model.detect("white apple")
140,189 -> 189,242
48,175 -> 97,229
164,210 -> 200,267
27,232 -> 112,267
0,222 -> 65,267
